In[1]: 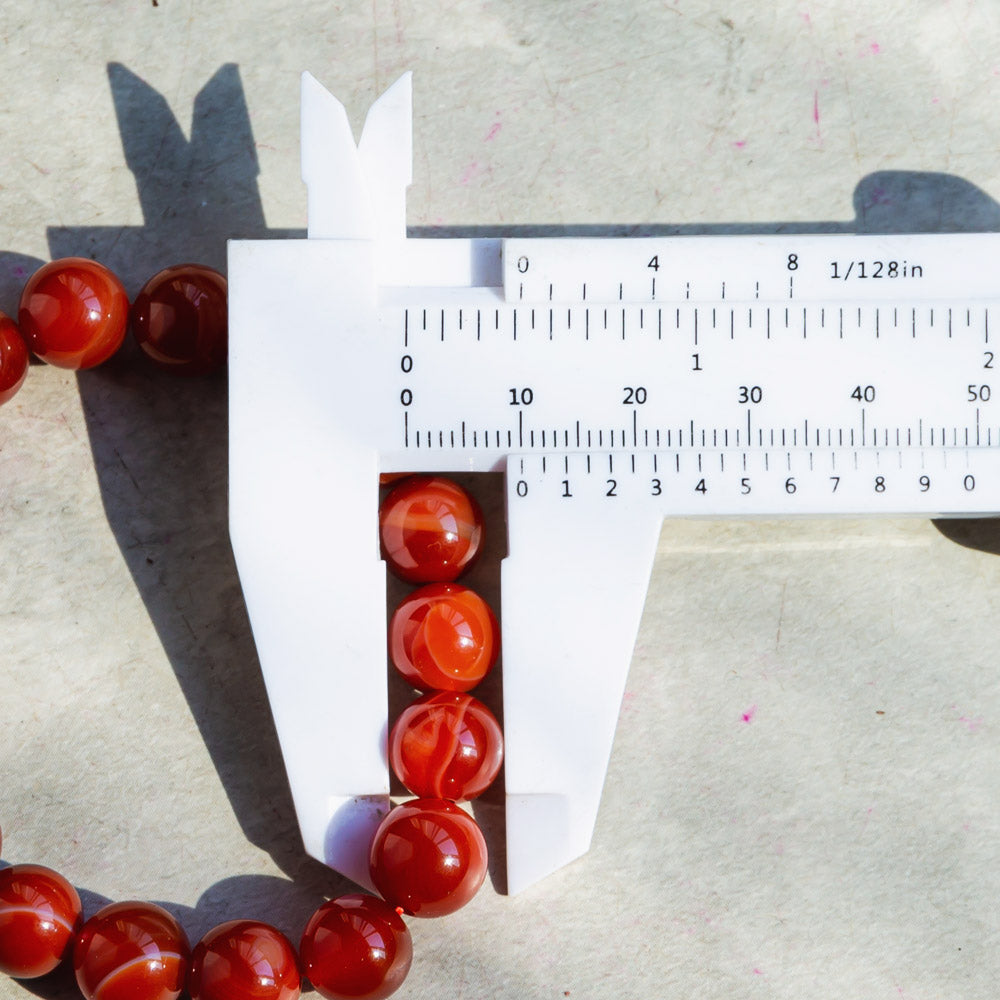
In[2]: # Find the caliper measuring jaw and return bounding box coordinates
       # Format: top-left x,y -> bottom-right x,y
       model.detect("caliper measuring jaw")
228,72 -> 660,894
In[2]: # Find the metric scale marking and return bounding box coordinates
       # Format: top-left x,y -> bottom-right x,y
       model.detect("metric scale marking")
227,72 -> 1000,897
386,295 -> 1000,507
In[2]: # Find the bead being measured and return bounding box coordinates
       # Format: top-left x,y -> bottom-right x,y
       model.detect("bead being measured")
390,691 -> 503,800
369,799 -> 487,918
389,583 -> 499,692
379,476 -> 484,582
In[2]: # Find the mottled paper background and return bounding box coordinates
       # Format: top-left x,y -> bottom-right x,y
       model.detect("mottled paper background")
3,3 -> 1000,998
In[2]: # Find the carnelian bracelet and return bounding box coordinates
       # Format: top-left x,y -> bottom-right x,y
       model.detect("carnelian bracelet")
0,258 -> 505,1000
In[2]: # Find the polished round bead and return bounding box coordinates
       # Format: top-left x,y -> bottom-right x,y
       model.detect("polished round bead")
189,920 -> 300,1000
379,476 -> 484,582
389,583 -> 499,692
0,314 -> 29,405
18,257 -> 129,369
131,264 -> 227,376
73,901 -> 189,1000
369,799 -> 488,917
0,864 -> 83,978
390,691 -> 504,800
300,894 -> 412,1000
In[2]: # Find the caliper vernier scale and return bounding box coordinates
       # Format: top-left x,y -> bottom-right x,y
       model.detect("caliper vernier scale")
228,73 -> 1000,895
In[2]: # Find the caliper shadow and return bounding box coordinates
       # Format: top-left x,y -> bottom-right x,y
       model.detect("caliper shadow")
55,63 -> 347,924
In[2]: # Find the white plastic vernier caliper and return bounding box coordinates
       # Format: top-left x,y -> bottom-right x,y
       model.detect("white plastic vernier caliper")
229,73 -> 1000,895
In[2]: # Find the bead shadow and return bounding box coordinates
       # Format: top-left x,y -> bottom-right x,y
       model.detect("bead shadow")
160,873 -> 337,953
0,252 -> 45,326
12,961 -> 80,1000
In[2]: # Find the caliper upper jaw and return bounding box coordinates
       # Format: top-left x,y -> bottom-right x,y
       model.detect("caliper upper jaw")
230,72 -> 416,889
301,69 -> 411,247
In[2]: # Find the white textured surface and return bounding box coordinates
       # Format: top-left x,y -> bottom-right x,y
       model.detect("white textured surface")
3,3 -> 1000,998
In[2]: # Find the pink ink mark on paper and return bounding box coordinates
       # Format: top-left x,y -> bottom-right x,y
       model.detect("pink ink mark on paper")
811,89 -> 823,145
753,968 -> 765,976
459,162 -> 480,186
732,139 -> 747,148
953,704 -> 984,732
485,121 -> 502,142
870,41 -> 881,54
742,704 -> 757,723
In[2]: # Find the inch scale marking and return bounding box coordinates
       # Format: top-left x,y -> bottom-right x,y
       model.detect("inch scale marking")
503,233 -> 995,305
229,73 -> 1000,898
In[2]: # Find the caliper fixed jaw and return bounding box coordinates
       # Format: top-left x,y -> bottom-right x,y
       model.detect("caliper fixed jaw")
232,72 -> 651,893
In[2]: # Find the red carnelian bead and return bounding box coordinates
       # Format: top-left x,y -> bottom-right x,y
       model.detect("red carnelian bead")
18,257 -> 129,369
73,901 -> 189,1000
0,314 -> 29,405
389,583 -> 499,692
390,691 -> 504,800
300,894 -> 412,1000
369,799 -> 487,917
0,864 -> 83,978
379,476 -> 484,582
131,264 -> 228,376
189,920 -> 301,1000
